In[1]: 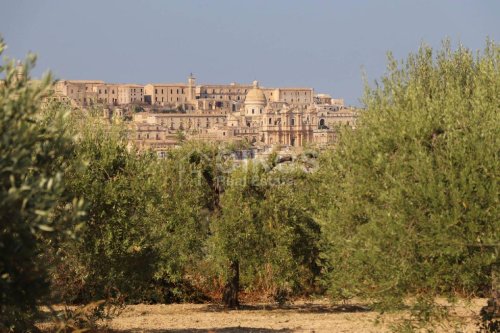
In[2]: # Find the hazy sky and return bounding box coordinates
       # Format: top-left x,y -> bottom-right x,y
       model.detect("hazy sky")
1,0 -> 498,105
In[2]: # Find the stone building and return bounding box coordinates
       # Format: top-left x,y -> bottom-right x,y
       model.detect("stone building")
117,84 -> 144,104
54,80 -> 144,107
53,75 -> 356,154
130,80 -> 354,155
54,80 -> 103,106
143,83 -> 190,109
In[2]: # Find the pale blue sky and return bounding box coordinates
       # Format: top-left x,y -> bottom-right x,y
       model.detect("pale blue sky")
1,0 -> 498,105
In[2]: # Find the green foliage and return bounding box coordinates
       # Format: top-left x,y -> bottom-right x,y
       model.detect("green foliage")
316,40 -> 500,314
53,118 -> 165,302
210,160 -> 320,302
154,142 -> 226,297
4,34 -> 498,331
0,39 -> 83,331
175,129 -> 186,143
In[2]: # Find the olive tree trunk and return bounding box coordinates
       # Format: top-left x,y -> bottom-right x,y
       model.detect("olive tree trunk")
222,260 -> 240,308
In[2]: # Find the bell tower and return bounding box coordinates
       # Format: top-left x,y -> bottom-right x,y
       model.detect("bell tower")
187,73 -> 196,101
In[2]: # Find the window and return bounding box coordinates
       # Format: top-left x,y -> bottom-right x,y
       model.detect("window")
155,89 -> 158,94
252,109 -> 254,114
291,118 -> 295,126
161,89 -> 164,94
269,118 -> 272,124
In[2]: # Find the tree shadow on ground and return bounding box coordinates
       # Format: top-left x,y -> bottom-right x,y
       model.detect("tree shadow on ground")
199,303 -> 371,314
116,328 -> 292,333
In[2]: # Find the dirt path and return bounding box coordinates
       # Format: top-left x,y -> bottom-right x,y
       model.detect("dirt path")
106,299 -> 485,333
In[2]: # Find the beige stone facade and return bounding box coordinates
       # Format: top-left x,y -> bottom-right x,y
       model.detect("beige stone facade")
53,75 -> 355,155
133,111 -> 227,131
144,83 -> 190,109
129,80 -> 356,154
117,84 -> 144,105
54,80 -> 142,107
54,80 -> 104,106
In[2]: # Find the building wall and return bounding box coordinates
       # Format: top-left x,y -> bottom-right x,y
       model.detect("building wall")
54,80 -> 104,106
271,88 -> 314,104
118,85 -> 144,105
145,83 -> 189,107
196,84 -> 251,103
135,112 -> 227,130
56,78 -> 320,109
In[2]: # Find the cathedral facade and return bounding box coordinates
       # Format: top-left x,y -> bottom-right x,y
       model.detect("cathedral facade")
130,80 -> 356,152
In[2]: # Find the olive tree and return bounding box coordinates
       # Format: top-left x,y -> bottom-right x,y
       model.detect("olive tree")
317,40 -> 499,322
0,39 -> 83,331
211,159 -> 320,307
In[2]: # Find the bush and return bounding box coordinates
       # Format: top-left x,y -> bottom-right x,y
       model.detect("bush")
0,39 -> 83,331
317,40 -> 500,312
52,117 -> 165,303
210,160 -> 320,307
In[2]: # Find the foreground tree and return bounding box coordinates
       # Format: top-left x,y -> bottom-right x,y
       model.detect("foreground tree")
211,159 -> 320,307
52,116 -> 168,303
0,39 -> 82,331
317,40 -> 499,325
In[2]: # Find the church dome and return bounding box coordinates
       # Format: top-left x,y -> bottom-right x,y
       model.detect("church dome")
245,81 -> 267,105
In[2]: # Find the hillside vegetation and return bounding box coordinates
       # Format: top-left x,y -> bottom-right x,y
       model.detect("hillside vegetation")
1,38 -> 498,332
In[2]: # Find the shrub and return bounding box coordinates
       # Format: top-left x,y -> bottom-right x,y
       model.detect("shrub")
317,40 -> 499,313
0,38 -> 83,331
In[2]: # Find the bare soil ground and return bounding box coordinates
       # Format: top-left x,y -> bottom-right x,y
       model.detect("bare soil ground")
101,299 -> 486,333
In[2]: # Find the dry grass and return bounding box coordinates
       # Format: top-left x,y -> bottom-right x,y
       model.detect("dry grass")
96,298 -> 485,333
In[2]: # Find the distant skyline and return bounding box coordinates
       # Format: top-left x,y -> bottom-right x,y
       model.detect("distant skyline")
1,0 -> 499,105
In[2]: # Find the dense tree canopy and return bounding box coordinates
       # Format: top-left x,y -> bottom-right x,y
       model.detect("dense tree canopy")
0,39 -> 83,331
316,40 -> 499,309
211,159 -> 320,306
1,37 -> 498,331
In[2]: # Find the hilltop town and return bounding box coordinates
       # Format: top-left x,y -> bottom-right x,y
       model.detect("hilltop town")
50,75 -> 358,156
